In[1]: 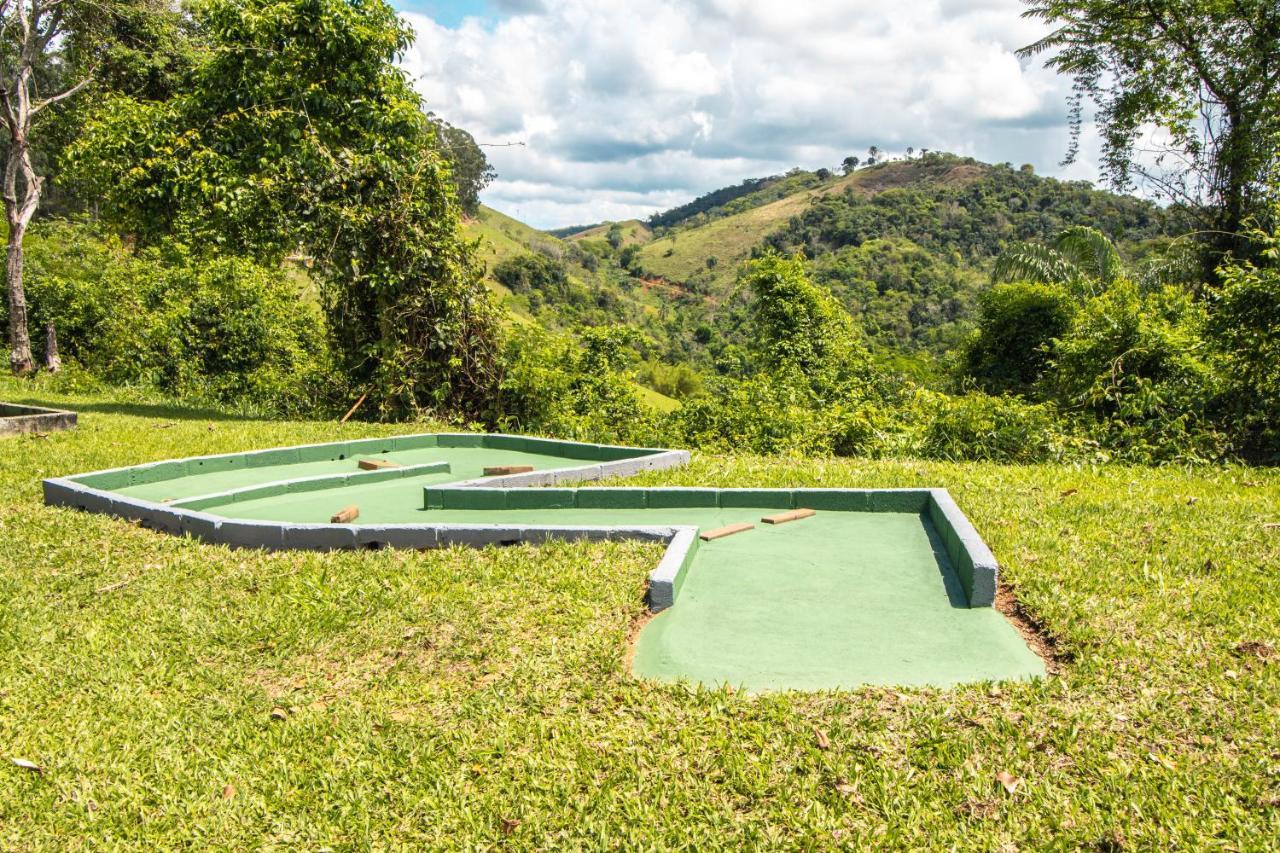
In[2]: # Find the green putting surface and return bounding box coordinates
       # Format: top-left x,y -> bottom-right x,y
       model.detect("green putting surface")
632,512 -> 1045,691
115,448 -> 573,503
63,437 -> 1046,691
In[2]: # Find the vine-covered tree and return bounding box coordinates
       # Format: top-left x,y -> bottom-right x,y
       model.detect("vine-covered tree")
1021,0 -> 1280,266
68,0 -> 501,419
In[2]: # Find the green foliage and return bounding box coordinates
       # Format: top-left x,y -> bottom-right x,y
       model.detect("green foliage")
66,0 -> 500,421
960,283 -> 1075,396
1049,281 -> 1226,463
912,390 -> 1068,463
1021,0 -> 1280,265
671,371 -> 885,457
1208,222 -> 1280,461
635,360 -> 704,400
428,115 -> 495,216
993,226 -> 1122,295
493,253 -> 568,297
744,252 -> 871,392
11,220 -> 330,415
498,325 -> 656,444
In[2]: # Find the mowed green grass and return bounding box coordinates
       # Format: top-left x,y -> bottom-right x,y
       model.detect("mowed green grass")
2,380 -> 1279,848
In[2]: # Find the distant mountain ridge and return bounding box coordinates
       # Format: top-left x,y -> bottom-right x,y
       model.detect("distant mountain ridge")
469,153 -> 1177,384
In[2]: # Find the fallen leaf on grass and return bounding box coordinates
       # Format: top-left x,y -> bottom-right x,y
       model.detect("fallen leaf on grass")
814,728 -> 831,750
834,778 -> 857,795
994,770 -> 1021,794
500,818 -> 521,835
222,784 -> 236,800
12,758 -> 41,773
1263,522 -> 1280,530
1059,488 -> 1078,498
269,707 -> 289,721
1147,752 -> 1176,770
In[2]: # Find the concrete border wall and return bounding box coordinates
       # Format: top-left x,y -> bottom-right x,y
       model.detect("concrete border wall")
41,435 -> 998,609
0,403 -> 77,437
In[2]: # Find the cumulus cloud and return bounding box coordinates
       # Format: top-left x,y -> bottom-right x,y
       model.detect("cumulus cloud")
399,0 -> 1101,228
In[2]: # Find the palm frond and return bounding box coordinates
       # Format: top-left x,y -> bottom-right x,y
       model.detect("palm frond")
992,242 -> 1080,287
1053,226 -> 1122,289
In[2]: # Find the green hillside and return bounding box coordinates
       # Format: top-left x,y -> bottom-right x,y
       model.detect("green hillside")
466,154 -> 1178,388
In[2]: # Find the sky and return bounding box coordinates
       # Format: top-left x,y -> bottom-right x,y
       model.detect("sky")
393,0 -> 1105,230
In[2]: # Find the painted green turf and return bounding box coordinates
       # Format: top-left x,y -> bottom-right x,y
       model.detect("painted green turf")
193,479 -> 1045,689
631,512 -> 1044,691
112,448 -> 573,502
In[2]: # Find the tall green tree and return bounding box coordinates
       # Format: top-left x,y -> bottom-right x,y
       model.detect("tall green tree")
0,0 -> 171,374
427,114 -> 495,216
68,0 -> 501,419
1021,0 -> 1280,266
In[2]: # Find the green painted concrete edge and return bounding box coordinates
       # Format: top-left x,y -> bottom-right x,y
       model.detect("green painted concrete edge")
422,486 -> 933,513
170,461 -> 454,511
68,432 -> 671,491
42,437 -> 997,609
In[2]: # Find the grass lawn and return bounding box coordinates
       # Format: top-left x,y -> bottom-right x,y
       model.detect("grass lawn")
1,379 -> 1278,847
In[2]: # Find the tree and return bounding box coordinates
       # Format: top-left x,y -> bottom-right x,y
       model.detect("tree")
0,0 -> 145,373
815,167 -> 832,181
743,251 -> 869,390
867,146 -> 880,166
68,0 -> 500,419
961,283 -> 1075,395
993,225 -> 1123,295
1021,0 -> 1280,267
841,156 -> 859,175
428,114 -> 494,216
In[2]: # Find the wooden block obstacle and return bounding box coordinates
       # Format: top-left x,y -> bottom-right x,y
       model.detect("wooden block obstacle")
762,508 -> 816,525
484,465 -> 534,476
330,505 -> 359,523
358,457 -> 403,471
699,522 -> 754,541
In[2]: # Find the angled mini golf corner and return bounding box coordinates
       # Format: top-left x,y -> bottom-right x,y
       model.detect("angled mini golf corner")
44,432 -> 1045,691
1,402 -> 76,437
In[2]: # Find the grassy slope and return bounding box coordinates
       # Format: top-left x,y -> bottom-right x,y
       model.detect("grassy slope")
2,380 -> 1278,847
565,219 -> 653,247
460,207 -> 680,412
636,159 -> 988,293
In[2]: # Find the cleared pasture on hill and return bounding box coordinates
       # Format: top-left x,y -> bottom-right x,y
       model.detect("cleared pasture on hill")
1,381 -> 1277,848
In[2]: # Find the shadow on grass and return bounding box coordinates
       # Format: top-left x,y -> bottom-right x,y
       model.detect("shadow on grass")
0,394 -> 269,423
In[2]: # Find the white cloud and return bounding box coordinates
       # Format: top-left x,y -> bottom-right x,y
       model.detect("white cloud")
400,0 -> 1102,229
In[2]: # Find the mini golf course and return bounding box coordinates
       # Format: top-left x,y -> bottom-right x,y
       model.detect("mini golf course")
44,432 -> 1044,691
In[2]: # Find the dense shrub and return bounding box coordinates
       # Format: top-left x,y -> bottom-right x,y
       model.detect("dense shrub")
910,390 -> 1071,463
498,325 -> 657,444
1207,234 -> 1280,461
1048,281 -> 1227,463
14,220 -> 333,415
671,370 -> 886,457
960,282 -> 1075,396
493,253 -> 569,296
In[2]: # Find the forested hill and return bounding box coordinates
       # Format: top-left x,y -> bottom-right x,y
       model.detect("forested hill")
511,153 -> 1179,379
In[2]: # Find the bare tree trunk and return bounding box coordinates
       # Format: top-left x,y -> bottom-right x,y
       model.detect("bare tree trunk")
1,0 -> 86,375
43,320 -> 59,372
6,220 -> 32,373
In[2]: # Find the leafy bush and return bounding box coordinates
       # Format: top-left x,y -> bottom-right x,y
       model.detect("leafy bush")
670,370 -> 886,457
498,325 -> 657,444
1048,280 -> 1227,463
909,390 -> 1071,463
960,282 -> 1075,395
1208,233 -> 1280,461
15,220 -> 333,416
493,253 -> 568,296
